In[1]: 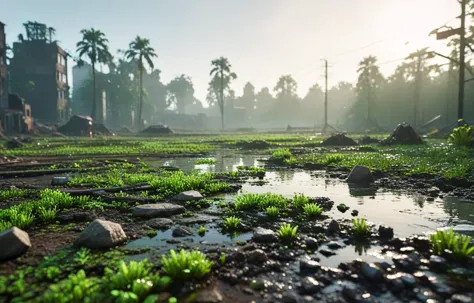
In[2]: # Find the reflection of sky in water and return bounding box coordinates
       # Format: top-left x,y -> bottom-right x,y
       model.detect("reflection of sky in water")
145,153 -> 473,238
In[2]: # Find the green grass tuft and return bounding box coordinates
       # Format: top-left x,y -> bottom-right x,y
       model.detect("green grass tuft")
161,249 -> 213,281
430,229 -> 474,260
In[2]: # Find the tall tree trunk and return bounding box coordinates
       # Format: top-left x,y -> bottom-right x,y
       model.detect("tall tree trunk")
414,56 -> 422,128
91,61 -> 96,120
220,70 -> 224,131
138,64 -> 143,131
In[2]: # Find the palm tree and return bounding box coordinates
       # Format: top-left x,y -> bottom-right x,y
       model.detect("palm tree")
166,75 -> 194,114
124,36 -> 157,130
76,28 -> 112,120
356,56 -> 383,126
210,57 -> 237,130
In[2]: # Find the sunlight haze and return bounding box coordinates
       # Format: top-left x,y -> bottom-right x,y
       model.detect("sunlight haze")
2,0 -> 459,103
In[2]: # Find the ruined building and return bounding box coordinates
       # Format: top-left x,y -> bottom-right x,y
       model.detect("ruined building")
9,21 -> 70,124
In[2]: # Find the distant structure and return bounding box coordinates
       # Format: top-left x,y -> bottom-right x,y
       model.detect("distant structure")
71,62 -> 92,115
0,22 -> 7,109
9,21 -> 70,124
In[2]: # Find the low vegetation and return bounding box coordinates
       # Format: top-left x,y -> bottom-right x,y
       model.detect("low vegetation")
278,223 -> 298,240
430,229 -> 474,260
352,218 -> 371,238
303,203 -> 322,217
234,193 -> 288,210
161,249 -> 213,281
223,216 -> 241,230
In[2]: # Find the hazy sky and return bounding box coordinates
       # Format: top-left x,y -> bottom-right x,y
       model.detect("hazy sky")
1,0 -> 460,104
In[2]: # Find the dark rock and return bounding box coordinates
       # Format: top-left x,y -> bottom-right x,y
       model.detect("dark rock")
305,237 -> 319,249
194,288 -> 223,303
227,251 -> 245,263
300,256 -> 321,273
380,123 -> 423,145
400,273 -> 416,288
322,133 -> 358,146
337,204 -> 350,213
400,246 -> 415,253
132,203 -> 185,218
328,220 -> 340,233
347,165 -> 374,184
281,292 -> 298,303
319,249 -> 336,257
172,227 -> 193,237
327,241 -> 343,250
144,218 -> 173,230
57,211 -> 94,223
359,136 -> 380,145
342,282 -> 361,301
173,190 -> 203,201
429,255 -> 447,271
427,197 -> 435,202
360,262 -> 383,282
351,210 -> 359,217
247,249 -> 268,264
4,138 -> 24,149
378,225 -> 394,239
301,277 -> 321,294
253,227 -> 278,243
0,227 -> 31,261
75,219 -> 127,249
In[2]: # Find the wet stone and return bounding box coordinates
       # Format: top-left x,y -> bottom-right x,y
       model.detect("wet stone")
319,249 -> 336,257
227,251 -> 245,263
400,246 -> 415,253
360,262 -> 383,282
415,288 -> 439,302
173,190 -> 203,201
0,227 -> 31,261
351,209 -> 359,217
253,227 -> 278,243
347,165 -> 374,184
450,294 -> 473,303
247,249 -> 268,264
400,273 -> 416,288
327,241 -> 343,250
282,292 -> 298,303
132,203 -> 185,218
429,255 -> 447,271
172,227 -> 193,237
378,225 -> 394,239
75,219 -> 127,249
305,237 -> 319,249
300,256 -> 321,273
342,282 -> 361,301
194,288 -> 223,303
144,218 -> 173,230
328,220 -> 340,233
301,276 -> 321,294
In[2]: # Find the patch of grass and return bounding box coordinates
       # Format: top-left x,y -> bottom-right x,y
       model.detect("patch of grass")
352,218 -> 370,238
234,193 -> 289,210
270,148 -> 294,164
195,158 -> 216,165
430,229 -> 474,260
303,203 -> 322,217
161,249 -> 213,281
236,166 -> 266,177
292,193 -> 311,209
224,216 -> 241,230
0,188 -> 29,201
449,121 -> 473,147
185,199 -> 213,210
278,223 -> 298,240
145,230 -> 158,238
266,206 -> 279,218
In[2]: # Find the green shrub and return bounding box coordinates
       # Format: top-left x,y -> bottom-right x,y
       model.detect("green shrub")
234,193 -> 288,210
352,218 -> 370,238
449,121 -> 473,147
303,203 -> 322,217
224,216 -> 241,230
195,158 -> 216,165
430,229 -> 474,260
266,206 -> 279,218
292,193 -> 311,208
43,270 -> 101,303
278,223 -> 298,240
161,249 -> 212,281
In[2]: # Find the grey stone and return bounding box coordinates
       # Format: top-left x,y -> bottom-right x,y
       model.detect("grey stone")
300,256 -> 321,273
319,249 -> 336,257
0,227 -> 31,261
342,282 -> 360,300
144,218 -> 173,230
347,165 -> 374,184
327,241 -> 343,250
450,294 -> 473,303
173,190 -> 203,201
247,249 -> 268,264
305,237 -> 319,249
328,220 -> 339,233
132,203 -> 185,218
360,262 -> 383,282
302,276 -> 321,294
378,225 -> 394,239
400,273 -> 416,288
51,176 -> 70,186
179,214 -> 216,224
253,227 -> 277,243
172,226 -> 193,237
75,219 -> 127,249
429,255 -> 447,271
195,288 -> 223,303
282,292 -> 298,303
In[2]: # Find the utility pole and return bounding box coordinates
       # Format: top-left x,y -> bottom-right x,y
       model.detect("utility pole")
458,0 -> 466,124
321,59 -> 337,133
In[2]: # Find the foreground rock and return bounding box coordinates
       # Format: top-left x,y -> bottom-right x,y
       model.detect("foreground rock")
173,190 -> 203,201
0,227 -> 31,261
381,122 -> 423,145
347,165 -> 374,184
252,227 -> 278,243
75,219 -> 127,249
132,203 -> 185,218
322,133 -> 358,146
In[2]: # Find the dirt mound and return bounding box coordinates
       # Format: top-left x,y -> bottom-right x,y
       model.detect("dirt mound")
358,136 -> 380,145
236,140 -> 270,149
93,123 -> 113,136
381,123 -> 423,145
58,115 -> 92,137
4,138 -> 24,149
322,134 -> 358,146
141,125 -> 173,135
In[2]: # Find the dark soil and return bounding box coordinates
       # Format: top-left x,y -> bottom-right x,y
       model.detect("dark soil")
322,134 -> 358,146
380,123 -> 423,145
